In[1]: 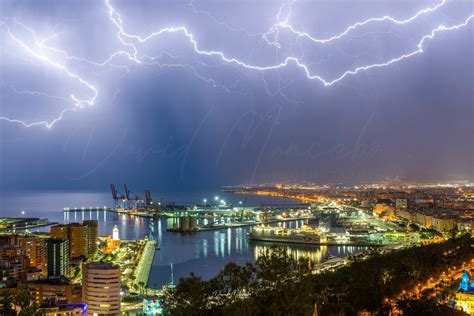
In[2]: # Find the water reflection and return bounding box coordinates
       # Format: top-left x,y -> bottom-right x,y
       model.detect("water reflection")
252,243 -> 327,264
203,239 -> 208,258
55,209 -> 368,288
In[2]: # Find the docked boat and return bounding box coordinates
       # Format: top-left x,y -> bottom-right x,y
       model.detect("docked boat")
248,225 -> 327,245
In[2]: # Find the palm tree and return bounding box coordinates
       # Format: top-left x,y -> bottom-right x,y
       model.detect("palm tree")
132,283 -> 139,294
138,281 -> 146,295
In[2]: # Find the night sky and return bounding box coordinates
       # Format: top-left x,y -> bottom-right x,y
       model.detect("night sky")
0,0 -> 473,192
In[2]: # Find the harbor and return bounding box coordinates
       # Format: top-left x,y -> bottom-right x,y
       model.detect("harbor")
2,190 -> 377,292
0,190 -> 402,314
53,191 -> 370,289
63,184 -> 317,234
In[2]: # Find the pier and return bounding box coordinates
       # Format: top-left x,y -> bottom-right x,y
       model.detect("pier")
63,207 -> 165,218
63,206 -> 249,218
134,240 -> 156,291
63,206 -> 315,234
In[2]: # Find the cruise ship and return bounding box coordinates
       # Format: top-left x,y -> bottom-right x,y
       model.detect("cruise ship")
248,225 -> 327,245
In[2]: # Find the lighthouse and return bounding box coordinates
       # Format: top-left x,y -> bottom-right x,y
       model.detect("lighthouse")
112,225 -> 120,240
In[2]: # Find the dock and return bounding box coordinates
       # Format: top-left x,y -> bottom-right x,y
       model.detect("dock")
63,206 -> 240,218
63,207 -> 160,218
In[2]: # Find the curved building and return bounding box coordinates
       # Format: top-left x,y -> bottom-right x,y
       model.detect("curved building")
82,262 -> 121,315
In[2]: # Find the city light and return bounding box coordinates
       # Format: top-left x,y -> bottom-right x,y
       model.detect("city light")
1,1 -> 473,315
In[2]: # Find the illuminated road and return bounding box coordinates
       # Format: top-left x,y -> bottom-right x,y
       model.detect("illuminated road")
134,240 -> 156,291
387,258 -> 474,312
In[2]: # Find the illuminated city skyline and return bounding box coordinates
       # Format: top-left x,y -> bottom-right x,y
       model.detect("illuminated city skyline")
0,2 -> 473,313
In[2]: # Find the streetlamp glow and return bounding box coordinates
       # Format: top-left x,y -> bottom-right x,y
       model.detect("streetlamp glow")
214,196 -> 219,201
220,199 -> 225,205
203,199 -> 207,204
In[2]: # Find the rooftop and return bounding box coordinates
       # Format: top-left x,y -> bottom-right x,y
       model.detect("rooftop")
84,261 -> 119,270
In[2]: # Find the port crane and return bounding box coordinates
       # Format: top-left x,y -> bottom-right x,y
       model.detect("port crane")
124,184 -> 145,204
111,184 -> 156,210
144,189 -> 153,206
110,184 -> 126,201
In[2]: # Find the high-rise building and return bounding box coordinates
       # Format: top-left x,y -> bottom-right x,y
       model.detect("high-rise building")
24,236 -> 47,275
25,276 -> 82,306
82,262 -> 121,315
51,223 -> 88,258
69,224 -> 87,258
83,220 -> 98,255
46,239 -> 69,277
0,234 -> 47,276
0,244 -> 27,282
50,225 -> 68,241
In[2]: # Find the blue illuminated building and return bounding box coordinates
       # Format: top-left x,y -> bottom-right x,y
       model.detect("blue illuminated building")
455,270 -> 474,314
458,270 -> 474,292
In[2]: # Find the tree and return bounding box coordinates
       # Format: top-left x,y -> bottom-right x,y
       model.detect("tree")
1,288 -> 16,316
138,281 -> 146,295
213,262 -> 255,292
449,227 -> 459,239
397,299 -> 468,316
163,273 -> 213,315
13,283 -> 39,316
132,283 -> 139,293
163,236 -> 473,315
122,283 -> 130,294
73,266 -> 81,279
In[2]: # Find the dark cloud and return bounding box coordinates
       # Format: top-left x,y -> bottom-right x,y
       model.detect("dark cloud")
0,0 -> 473,191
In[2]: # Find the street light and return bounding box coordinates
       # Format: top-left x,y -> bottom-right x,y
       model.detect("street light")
214,196 -> 219,201
220,199 -> 225,205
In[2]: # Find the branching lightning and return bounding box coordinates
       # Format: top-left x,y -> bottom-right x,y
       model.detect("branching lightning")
0,0 -> 473,128
263,0 -> 448,46
0,18 -> 98,128
102,0 -> 474,86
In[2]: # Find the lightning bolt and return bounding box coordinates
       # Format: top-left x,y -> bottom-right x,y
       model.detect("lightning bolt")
9,85 -> 70,103
0,0 -> 473,128
0,18 -> 98,128
263,0 -> 448,46
104,0 -> 473,86
188,0 -> 263,38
